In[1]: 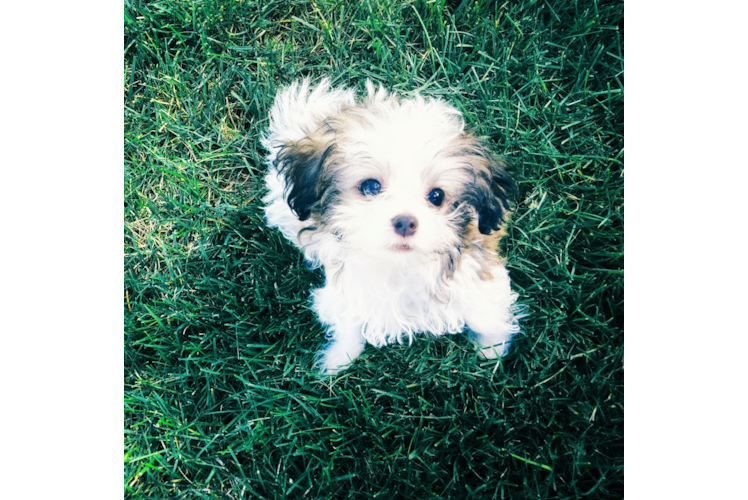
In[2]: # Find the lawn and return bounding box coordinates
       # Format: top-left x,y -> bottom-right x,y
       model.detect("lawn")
124,0 -> 623,497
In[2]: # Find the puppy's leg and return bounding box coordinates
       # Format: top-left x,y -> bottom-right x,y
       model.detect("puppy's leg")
314,324 -> 366,375
466,328 -> 514,359
311,283 -> 366,374
459,266 -> 521,359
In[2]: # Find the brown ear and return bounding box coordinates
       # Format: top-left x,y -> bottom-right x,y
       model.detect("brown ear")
265,79 -> 353,220
274,130 -> 336,221
460,140 -> 516,234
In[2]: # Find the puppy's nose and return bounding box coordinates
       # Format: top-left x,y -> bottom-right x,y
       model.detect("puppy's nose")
392,214 -> 418,237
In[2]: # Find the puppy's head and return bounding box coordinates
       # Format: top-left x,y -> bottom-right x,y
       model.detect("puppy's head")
268,80 -> 515,262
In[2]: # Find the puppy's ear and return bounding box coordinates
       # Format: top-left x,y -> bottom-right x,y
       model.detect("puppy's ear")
462,140 -> 516,235
263,78 -> 352,220
263,78 -> 353,150
275,132 -> 335,221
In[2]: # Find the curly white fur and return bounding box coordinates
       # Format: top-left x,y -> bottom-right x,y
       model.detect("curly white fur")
262,78 -> 522,374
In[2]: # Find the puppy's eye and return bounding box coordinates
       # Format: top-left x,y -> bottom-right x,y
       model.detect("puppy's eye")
358,179 -> 382,196
427,188 -> 444,207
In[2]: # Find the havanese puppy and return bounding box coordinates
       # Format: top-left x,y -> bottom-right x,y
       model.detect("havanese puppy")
262,78 -> 522,374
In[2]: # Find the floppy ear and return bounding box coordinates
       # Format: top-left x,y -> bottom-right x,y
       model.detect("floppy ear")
462,141 -> 516,235
275,133 -> 335,221
263,78 -> 353,220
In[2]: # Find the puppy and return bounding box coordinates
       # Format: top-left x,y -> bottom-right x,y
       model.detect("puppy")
262,78 -> 522,374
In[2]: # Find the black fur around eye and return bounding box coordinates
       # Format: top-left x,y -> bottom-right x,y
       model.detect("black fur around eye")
358,179 -> 382,196
427,188 -> 444,206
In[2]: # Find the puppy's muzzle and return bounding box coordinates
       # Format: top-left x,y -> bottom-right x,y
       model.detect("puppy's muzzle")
392,214 -> 418,237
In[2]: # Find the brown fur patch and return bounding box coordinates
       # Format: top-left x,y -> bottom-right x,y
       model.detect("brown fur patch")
461,209 -> 513,280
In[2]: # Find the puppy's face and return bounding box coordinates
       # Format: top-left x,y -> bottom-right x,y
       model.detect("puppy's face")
275,89 -> 514,263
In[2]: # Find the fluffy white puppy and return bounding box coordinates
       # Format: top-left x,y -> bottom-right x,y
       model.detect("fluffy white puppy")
262,78 -> 522,374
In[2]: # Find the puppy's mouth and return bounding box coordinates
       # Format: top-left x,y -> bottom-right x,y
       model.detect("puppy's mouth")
389,242 -> 414,252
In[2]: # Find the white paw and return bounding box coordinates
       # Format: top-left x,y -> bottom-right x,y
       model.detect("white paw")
467,329 -> 515,360
477,342 -> 510,360
314,340 -> 366,375
470,332 -> 512,359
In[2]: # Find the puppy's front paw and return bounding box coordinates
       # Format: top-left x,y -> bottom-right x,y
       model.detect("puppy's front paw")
314,340 -> 366,375
467,329 -> 513,360
477,343 -> 510,360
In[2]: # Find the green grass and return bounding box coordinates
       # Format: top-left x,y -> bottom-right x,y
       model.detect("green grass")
124,0 -> 623,497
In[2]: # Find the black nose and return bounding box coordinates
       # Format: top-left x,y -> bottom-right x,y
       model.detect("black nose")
392,214 -> 418,237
